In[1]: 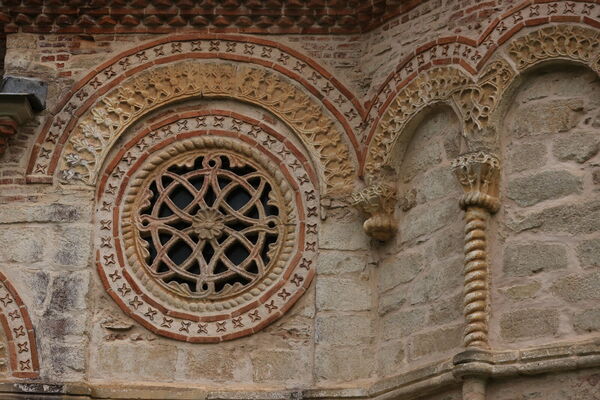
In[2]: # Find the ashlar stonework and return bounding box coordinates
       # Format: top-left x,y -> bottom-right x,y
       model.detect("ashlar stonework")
1,1 -> 600,399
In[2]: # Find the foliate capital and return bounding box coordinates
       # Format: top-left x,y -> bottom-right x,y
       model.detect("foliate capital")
351,183 -> 397,241
451,151 -> 501,213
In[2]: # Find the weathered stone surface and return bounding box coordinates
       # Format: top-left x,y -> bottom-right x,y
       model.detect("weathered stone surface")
316,275 -> 372,312
429,293 -> 462,325
181,347 -> 243,382
93,343 -> 177,380
382,308 -> 428,341
399,142 -> 442,183
41,339 -> 87,381
553,132 -> 599,163
318,250 -> 368,275
0,226 -> 47,263
319,220 -> 368,250
51,225 -> 92,267
409,256 -> 462,305
315,313 -> 374,345
500,281 -> 542,300
576,239 -> 600,268
251,349 -> 312,383
507,170 -> 582,207
0,202 -> 91,224
551,271 -> 600,303
507,200 -> 600,234
507,142 -> 548,173
433,227 -> 463,260
409,324 -> 462,359
503,242 -> 567,277
378,340 -> 405,377
315,345 -> 375,382
400,201 -> 458,243
378,251 -> 423,292
46,272 -> 89,313
415,167 -> 460,204
500,308 -> 559,341
509,98 -> 584,137
573,309 -> 600,333
378,283 -> 410,315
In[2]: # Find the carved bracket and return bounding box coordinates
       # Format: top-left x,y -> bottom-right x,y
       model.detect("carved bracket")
351,183 -> 397,241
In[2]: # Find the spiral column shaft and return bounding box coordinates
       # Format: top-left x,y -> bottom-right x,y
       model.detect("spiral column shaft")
452,152 -> 500,351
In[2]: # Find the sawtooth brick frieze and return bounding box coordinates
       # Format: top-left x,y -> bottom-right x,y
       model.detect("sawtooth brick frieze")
2,1 -> 600,399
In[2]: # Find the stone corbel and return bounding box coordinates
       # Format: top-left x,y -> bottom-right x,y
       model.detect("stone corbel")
351,182 -> 397,241
0,76 -> 47,154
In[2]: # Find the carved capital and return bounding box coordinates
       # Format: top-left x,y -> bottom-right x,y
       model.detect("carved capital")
351,183 -> 397,241
451,151 -> 500,213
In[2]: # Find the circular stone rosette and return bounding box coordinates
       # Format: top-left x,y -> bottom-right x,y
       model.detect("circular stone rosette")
95,129 -> 318,342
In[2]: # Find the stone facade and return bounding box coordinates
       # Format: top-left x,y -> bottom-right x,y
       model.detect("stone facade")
1,1 -> 600,399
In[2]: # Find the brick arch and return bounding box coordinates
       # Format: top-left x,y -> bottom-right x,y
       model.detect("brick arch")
0,271 -> 40,379
26,35 -> 363,194
362,0 -> 600,178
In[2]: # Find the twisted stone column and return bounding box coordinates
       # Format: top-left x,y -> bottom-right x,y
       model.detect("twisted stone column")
452,152 -> 500,350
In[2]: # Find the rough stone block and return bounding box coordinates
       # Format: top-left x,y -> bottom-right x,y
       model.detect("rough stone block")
315,313 -> 374,345
553,132 -> 599,163
316,275 -> 372,312
181,347 -> 244,382
507,200 -> 600,234
503,242 -> 567,277
507,142 -> 548,173
319,220 -> 368,250
573,309 -> 600,333
251,349 -> 312,383
500,308 -> 559,341
576,239 -> 600,268
0,226 -> 47,263
429,293 -> 462,325
400,143 -> 442,183
400,201 -> 458,243
51,225 -> 92,267
378,283 -> 410,316
409,256 -> 462,305
433,227 -> 463,260
378,251 -> 423,292
46,272 -> 90,313
0,202 -> 91,224
93,343 -> 177,381
315,345 -> 375,382
510,98 -> 584,137
318,250 -> 368,275
378,340 -> 405,377
500,280 -> 542,301
409,324 -> 462,359
507,170 -> 582,207
415,167 -> 460,204
551,271 -> 600,303
41,339 -> 86,381
382,308 -> 428,341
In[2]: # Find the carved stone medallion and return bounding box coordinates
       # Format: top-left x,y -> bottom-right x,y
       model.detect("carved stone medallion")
96,118 -> 318,342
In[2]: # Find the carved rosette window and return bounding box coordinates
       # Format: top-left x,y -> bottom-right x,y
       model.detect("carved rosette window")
96,119 -> 318,342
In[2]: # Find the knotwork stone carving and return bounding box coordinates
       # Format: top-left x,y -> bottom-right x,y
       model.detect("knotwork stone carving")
97,122 -> 319,342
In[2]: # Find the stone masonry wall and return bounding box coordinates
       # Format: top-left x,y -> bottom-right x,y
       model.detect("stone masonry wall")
492,65 -> 600,349
377,106 -> 464,377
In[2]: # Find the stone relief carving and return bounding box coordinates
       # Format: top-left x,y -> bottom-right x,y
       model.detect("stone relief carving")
351,183 -> 397,241
60,62 -> 355,194
365,61 -> 514,183
96,115 -> 319,342
452,151 -> 500,349
509,25 -> 600,72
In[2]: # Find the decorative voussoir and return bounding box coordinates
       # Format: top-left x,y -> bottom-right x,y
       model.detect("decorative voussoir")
351,183 -> 397,241
452,151 -> 500,350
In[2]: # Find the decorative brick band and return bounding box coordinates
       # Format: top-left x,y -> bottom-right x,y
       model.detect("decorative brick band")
26,35 -> 361,194
0,272 -> 40,379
